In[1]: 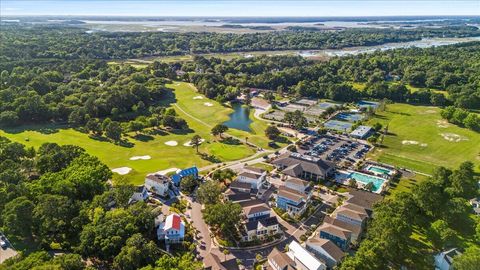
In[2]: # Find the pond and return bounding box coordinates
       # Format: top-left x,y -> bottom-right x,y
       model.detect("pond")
223,103 -> 253,132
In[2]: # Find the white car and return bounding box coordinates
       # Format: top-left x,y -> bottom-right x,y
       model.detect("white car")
0,239 -> 7,248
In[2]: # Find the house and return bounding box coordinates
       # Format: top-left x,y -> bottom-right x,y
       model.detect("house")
230,181 -> 252,193
268,247 -> 296,270
145,174 -> 170,197
335,204 -> 368,227
306,238 -> 345,269
236,166 -> 267,190
318,223 -> 352,251
240,199 -> 271,221
434,248 -> 462,270
276,186 -> 309,217
272,152 -> 335,181
242,216 -> 280,242
224,189 -> 252,203
469,198 -> 480,215
287,240 -> 327,270
128,185 -> 149,204
171,166 -> 198,186
204,253 -> 240,270
157,213 -> 185,243
284,177 -> 312,195
323,216 -> 362,244
350,125 -> 373,139
346,189 -> 383,216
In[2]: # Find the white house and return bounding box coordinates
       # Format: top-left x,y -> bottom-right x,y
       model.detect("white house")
434,248 -> 462,270
236,166 -> 267,190
287,240 -> 326,270
128,185 -> 149,204
242,216 -> 280,242
306,238 -> 345,269
144,174 -> 170,197
157,213 -> 185,244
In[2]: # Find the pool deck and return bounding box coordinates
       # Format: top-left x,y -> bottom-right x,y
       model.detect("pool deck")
334,170 -> 388,194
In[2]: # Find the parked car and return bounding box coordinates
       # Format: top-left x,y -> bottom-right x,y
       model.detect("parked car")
0,239 -> 7,248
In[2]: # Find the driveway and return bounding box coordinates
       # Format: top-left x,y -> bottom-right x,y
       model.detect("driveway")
0,237 -> 18,264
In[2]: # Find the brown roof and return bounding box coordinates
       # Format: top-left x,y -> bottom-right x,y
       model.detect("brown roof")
238,171 -> 262,180
286,177 -> 309,187
307,238 -> 345,262
267,247 -> 295,270
204,253 -> 239,270
251,97 -> 271,110
277,186 -> 307,203
342,203 -> 368,216
145,174 -> 170,184
230,181 -> 251,190
323,216 -> 362,236
273,152 -> 334,176
346,189 -> 383,211
336,208 -> 367,222
244,204 -> 270,216
319,223 -> 352,240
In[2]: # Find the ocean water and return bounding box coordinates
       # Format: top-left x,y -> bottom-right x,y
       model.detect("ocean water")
2,1 -> 479,17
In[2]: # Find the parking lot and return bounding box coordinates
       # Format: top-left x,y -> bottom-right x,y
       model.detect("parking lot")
298,135 -> 371,166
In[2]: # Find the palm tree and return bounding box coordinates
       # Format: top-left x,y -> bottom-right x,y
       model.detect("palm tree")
191,135 -> 202,153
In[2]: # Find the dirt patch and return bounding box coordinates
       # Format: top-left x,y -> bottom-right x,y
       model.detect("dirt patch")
193,96 -> 204,100
164,140 -> 178,146
129,155 -> 151,160
439,133 -> 468,142
204,102 -> 213,107
184,138 -> 206,146
436,119 -> 450,128
112,167 -> 132,175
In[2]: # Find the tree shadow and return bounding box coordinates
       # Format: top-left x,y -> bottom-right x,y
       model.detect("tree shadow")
132,134 -> 154,142
170,128 -> 195,135
148,128 -> 168,136
2,123 -> 64,135
156,88 -> 178,107
220,137 -> 241,145
89,135 -> 110,142
118,139 -> 135,148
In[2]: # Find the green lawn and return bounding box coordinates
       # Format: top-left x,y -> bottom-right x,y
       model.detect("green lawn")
366,103 -> 480,174
1,82 -> 276,184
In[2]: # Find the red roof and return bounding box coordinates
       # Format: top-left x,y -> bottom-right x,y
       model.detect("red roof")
165,213 -> 182,231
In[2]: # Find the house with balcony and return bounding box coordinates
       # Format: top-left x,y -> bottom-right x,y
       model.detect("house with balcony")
276,185 -> 310,217
335,203 -> 368,228
242,216 -> 280,242
323,216 -> 362,244
157,213 -> 185,244
236,166 -> 267,190
318,223 -> 352,251
128,185 -> 149,204
239,199 -> 271,221
306,238 -> 345,269
144,174 -> 170,197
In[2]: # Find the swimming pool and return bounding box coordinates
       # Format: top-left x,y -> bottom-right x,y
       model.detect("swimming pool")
367,165 -> 394,176
335,170 -> 386,193
349,172 -> 385,192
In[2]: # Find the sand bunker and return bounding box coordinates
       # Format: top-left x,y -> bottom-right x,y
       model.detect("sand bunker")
440,133 -> 468,142
193,96 -> 204,100
436,120 -> 450,128
204,102 -> 213,107
424,109 -> 437,114
402,140 -> 428,147
112,167 -> 132,175
184,138 -> 206,147
164,140 -> 178,146
152,167 -> 179,176
129,155 -> 151,160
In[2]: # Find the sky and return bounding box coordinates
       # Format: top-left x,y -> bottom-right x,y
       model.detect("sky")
1,0 -> 480,17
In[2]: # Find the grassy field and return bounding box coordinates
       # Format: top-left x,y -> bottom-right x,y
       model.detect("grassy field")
367,103 -> 480,175
0,82 -> 281,184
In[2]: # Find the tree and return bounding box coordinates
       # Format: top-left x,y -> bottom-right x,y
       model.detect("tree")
0,111 -> 19,127
446,161 -> 476,199
2,196 -> 34,239
264,92 -> 275,103
364,182 -> 375,192
113,233 -> 161,270
203,202 -> 242,238
197,181 -> 222,205
427,220 -> 458,250
141,253 -> 202,270
211,168 -> 236,183
190,134 -> 202,153
265,125 -> 281,140
452,246 -> 480,270
211,124 -> 228,138
33,194 -> 77,247
348,179 -> 358,188
128,120 -> 145,134
85,118 -> 102,136
180,175 -> 197,195
105,121 -> 122,141
284,110 -> 307,130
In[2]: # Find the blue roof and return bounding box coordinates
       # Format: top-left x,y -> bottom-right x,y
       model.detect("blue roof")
171,166 -> 198,184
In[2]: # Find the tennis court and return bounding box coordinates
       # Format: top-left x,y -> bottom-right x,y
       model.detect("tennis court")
357,100 -> 379,109
334,112 -> 365,122
324,120 -> 353,131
